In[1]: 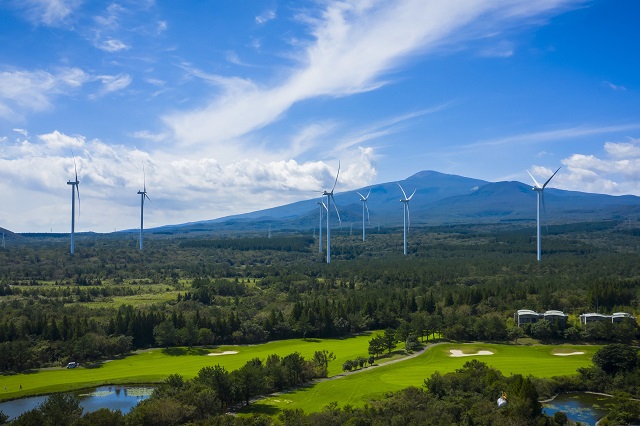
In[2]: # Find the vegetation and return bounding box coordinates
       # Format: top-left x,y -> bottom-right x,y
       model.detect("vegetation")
1,220 -> 639,423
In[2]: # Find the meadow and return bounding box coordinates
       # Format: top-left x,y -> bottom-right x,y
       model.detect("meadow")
1,335 -> 598,417
246,342 -> 598,415
0,333 -> 378,401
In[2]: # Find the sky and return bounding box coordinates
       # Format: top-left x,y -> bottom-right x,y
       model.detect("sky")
1,0 -> 639,233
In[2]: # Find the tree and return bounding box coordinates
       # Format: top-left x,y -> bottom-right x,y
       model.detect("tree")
38,393 -> 83,426
592,344 -> 639,375
231,358 -> 265,406
383,328 -> 396,354
368,335 -> 385,359
312,349 -> 336,377
196,364 -> 232,409
153,320 -> 177,348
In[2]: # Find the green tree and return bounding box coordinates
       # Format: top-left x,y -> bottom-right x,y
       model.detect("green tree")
592,344 -> 639,375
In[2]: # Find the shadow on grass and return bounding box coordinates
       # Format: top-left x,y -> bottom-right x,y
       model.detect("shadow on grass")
161,347 -> 209,356
239,402 -> 281,416
82,361 -> 106,369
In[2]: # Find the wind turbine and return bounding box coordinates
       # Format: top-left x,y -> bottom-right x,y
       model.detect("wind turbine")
322,163 -> 341,263
356,190 -> 371,242
137,165 -> 151,251
397,183 -> 416,256
527,166 -> 561,262
316,197 -> 326,253
67,156 -> 80,255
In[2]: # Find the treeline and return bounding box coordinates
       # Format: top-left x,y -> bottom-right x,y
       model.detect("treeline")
179,236 -> 315,252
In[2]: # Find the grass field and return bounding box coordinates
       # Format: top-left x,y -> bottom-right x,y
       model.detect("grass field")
245,342 -> 599,415
0,333 -> 379,401
0,338 -> 598,415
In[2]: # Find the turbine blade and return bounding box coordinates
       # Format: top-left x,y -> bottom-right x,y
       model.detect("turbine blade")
143,163 -> 146,192
407,189 -> 416,201
542,166 -> 561,189
331,194 -> 341,224
527,170 -> 542,188
365,189 -> 371,199
76,185 -> 81,219
331,161 -> 340,193
407,203 -> 411,231
396,182 -> 408,200
365,201 -> 370,223
356,191 -> 365,200
145,193 -> 151,202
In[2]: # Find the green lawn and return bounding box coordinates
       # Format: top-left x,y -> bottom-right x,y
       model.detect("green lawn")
0,334 -> 377,401
246,342 -> 598,415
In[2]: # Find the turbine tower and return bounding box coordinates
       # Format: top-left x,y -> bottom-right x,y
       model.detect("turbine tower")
322,163 -> 341,263
527,166 -> 561,262
137,165 -> 151,251
316,197 -> 326,253
67,156 -> 80,255
397,183 -> 416,256
357,190 -> 371,242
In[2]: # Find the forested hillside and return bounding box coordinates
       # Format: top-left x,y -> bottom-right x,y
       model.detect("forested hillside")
1,220 -> 638,372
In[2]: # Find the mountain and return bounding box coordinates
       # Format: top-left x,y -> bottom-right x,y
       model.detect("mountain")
149,170 -> 640,235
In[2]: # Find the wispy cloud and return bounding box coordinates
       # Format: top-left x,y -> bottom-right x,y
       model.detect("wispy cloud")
164,0 -> 584,150
255,9 -> 277,25
465,124 -> 640,149
17,0 -> 82,26
94,74 -> 132,96
0,67 -> 89,120
602,80 -> 626,91
97,39 -> 130,52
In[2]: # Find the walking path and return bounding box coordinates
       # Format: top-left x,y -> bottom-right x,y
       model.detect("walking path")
229,340 -> 442,412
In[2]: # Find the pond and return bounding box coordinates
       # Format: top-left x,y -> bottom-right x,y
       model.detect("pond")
542,392 -> 614,426
0,385 -> 154,421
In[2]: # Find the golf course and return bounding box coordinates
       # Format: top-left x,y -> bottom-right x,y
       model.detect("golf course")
1,335 -> 598,415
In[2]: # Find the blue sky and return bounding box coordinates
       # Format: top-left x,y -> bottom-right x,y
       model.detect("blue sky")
1,0 -> 639,233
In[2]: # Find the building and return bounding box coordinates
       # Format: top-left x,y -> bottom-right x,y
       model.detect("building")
580,312 -> 636,325
515,309 -> 568,327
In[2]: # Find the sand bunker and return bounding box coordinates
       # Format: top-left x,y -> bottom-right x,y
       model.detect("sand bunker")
207,351 -> 238,356
553,352 -> 584,356
449,349 -> 494,357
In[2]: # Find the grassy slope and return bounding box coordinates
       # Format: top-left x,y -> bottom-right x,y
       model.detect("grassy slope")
0,334 -> 376,401
247,342 -> 598,415
1,338 -> 597,413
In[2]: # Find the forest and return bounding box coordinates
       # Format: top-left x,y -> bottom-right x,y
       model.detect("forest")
1,220 -> 639,423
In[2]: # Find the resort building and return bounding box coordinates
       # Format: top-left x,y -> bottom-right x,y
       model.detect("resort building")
579,312 -> 636,325
514,309 -> 568,327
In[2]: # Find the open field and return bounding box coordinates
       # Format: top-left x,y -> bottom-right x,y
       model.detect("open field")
0,333 -> 379,401
245,342 -> 599,415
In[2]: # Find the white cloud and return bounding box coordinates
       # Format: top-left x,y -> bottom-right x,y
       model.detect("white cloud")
97,39 -> 130,52
0,67 -> 89,120
255,9 -> 277,25
164,0 -> 585,152
602,80 -> 626,91
0,130 -> 377,232
558,138 -> 640,195
95,73 -> 132,95
18,0 -> 82,26
13,128 -> 29,138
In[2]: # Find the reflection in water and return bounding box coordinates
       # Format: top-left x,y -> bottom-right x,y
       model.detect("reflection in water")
542,392 -> 613,426
0,385 -> 154,421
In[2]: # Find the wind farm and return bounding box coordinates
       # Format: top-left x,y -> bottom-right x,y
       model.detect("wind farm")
1,0 -> 640,424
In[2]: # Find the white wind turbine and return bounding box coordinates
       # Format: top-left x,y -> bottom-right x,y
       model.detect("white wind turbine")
137,165 -> 151,251
357,190 -> 371,242
527,166 -> 561,262
322,163 -> 341,263
397,182 -> 416,256
67,155 -> 80,255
